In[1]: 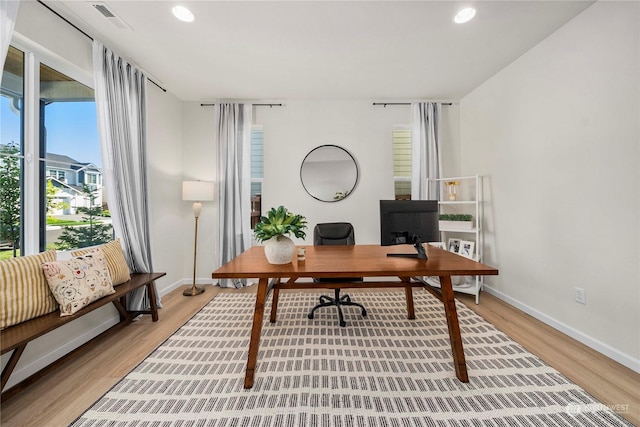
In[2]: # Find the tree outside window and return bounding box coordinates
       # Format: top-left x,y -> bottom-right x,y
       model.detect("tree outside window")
0,141 -> 21,257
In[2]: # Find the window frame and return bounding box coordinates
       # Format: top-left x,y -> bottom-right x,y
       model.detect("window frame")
7,35 -> 95,255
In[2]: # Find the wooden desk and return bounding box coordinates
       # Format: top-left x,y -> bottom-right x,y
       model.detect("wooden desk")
212,244 -> 498,389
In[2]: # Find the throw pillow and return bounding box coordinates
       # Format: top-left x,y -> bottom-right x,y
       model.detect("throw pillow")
42,249 -> 115,316
71,239 -> 131,286
0,250 -> 59,329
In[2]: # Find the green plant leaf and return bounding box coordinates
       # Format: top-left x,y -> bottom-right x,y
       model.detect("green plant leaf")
253,206 -> 307,242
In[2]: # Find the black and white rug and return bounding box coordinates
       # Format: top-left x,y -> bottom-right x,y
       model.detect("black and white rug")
72,290 -> 632,426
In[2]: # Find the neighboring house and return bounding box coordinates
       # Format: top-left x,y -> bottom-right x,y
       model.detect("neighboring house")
46,153 -> 104,214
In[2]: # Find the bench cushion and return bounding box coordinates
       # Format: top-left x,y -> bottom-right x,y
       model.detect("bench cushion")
0,250 -> 58,329
71,239 -> 131,285
42,249 -> 115,316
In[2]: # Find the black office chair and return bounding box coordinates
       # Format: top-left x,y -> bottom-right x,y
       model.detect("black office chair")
307,222 -> 367,327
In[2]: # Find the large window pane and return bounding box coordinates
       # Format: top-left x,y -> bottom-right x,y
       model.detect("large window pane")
250,127 -> 263,197
0,46 -> 24,259
250,127 -> 263,229
393,128 -> 412,200
40,62 -> 111,250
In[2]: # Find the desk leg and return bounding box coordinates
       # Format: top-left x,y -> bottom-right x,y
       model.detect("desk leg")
244,277 -> 268,389
270,286 -> 280,323
401,277 -> 416,320
439,275 -> 469,383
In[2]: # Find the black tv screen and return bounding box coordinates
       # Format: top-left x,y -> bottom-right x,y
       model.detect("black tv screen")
379,200 -> 440,246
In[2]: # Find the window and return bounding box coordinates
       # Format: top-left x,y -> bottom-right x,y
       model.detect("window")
250,126 -> 263,229
1,43 -> 108,259
393,127 -> 412,200
0,46 -> 24,257
47,169 -> 66,181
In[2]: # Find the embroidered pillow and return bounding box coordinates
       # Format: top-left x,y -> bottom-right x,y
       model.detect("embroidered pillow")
0,250 -> 58,329
42,249 -> 115,316
71,239 -> 131,286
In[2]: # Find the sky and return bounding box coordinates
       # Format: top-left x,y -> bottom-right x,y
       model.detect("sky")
1,96 -> 102,168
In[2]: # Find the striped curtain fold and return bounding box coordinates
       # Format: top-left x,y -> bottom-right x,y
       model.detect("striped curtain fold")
0,0 -> 20,72
214,103 -> 253,288
92,40 -> 160,310
411,102 -> 442,200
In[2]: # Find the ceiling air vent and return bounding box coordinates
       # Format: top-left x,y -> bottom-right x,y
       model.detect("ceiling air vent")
91,3 -> 132,30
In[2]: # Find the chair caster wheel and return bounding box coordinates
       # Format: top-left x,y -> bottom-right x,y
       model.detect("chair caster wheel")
308,313 -> 314,320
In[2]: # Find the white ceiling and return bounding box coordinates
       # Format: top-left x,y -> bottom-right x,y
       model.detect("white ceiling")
47,0 -> 594,102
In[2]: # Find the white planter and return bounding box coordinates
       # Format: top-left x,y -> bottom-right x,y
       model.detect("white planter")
263,235 -> 295,264
439,220 -> 473,230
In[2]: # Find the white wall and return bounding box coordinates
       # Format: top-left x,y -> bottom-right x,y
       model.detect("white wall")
146,86 -> 187,291
256,100 -> 407,245
181,100 -> 459,282
255,100 -> 460,244
181,102 -> 218,284
460,1 -> 639,370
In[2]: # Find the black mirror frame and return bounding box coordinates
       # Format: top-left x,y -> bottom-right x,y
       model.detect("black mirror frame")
300,144 -> 359,203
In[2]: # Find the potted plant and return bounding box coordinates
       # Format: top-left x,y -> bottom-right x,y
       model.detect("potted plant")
254,206 -> 307,264
439,213 -> 474,231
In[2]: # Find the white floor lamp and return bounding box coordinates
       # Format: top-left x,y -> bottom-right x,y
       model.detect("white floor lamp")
182,180 -> 215,296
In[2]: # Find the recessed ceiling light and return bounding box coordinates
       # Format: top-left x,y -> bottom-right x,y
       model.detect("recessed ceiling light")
172,5 -> 194,23
454,7 -> 476,24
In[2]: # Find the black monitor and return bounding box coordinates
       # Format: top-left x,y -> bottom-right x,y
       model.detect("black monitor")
379,200 -> 440,246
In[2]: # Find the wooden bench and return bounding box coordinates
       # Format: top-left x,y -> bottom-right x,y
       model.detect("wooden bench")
1,272 -> 165,398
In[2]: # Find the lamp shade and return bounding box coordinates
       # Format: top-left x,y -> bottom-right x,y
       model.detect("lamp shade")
182,180 -> 214,202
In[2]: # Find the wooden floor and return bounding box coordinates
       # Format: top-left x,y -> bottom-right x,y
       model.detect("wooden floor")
1,285 -> 638,426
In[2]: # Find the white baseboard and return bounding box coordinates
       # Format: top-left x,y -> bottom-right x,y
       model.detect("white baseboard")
3,279 -> 206,389
483,285 -> 640,374
3,311 -> 120,389
160,278 -> 216,295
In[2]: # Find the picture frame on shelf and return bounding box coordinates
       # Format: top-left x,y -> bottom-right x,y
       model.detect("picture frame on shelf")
459,240 -> 475,259
447,238 -> 461,253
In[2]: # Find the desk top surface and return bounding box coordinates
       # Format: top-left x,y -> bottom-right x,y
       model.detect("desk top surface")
212,244 -> 498,279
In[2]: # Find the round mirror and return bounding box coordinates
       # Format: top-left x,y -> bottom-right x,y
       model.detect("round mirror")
300,145 -> 358,202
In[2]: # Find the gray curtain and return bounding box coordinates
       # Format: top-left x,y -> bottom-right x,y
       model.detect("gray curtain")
411,102 -> 442,200
214,103 -> 252,288
92,40 -> 160,309
0,0 -> 20,72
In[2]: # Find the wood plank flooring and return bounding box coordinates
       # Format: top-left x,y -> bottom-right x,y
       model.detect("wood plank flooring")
1,285 -> 637,426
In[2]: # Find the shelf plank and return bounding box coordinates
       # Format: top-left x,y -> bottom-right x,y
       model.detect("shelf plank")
438,201 -> 476,205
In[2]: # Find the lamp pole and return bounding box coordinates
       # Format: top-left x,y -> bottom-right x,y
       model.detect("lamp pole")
182,180 -> 214,297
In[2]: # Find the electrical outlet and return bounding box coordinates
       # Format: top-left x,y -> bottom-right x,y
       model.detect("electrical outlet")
574,287 -> 586,305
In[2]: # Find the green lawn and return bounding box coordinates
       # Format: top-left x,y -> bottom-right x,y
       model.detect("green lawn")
0,244 -> 58,261
46,218 -> 90,227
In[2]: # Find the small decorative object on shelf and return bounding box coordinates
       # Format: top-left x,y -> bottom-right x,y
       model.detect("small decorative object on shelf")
445,181 -> 459,201
254,206 -> 307,264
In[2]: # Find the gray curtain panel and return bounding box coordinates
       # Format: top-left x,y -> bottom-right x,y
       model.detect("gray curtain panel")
0,0 -> 20,72
92,40 -> 160,310
411,102 -> 442,200
214,103 -> 253,288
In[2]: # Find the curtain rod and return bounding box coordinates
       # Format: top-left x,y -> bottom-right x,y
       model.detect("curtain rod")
373,102 -> 453,107
36,0 -> 167,93
201,103 -> 283,108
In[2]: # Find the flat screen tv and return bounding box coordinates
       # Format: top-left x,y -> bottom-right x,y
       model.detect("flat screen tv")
379,200 -> 440,246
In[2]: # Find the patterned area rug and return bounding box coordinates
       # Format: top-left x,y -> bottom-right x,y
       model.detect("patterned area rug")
72,290 -> 632,426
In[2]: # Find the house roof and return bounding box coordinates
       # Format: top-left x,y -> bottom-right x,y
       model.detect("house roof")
46,153 -> 100,172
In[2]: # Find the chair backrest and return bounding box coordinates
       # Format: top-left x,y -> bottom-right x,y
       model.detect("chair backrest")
313,222 -> 361,282
314,222 -> 355,246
